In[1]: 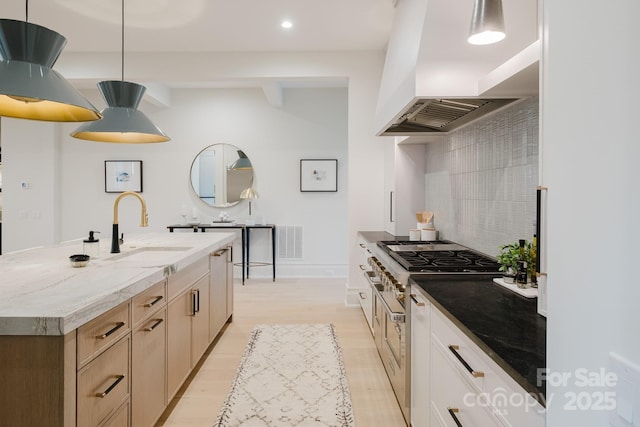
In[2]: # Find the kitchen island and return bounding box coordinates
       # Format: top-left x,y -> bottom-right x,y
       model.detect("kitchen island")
0,231 -> 237,427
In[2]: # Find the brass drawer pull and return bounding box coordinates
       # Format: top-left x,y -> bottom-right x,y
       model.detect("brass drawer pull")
144,318 -> 164,332
410,294 -> 425,307
359,264 -> 366,271
212,248 -> 229,257
96,374 -> 125,398
96,322 -> 125,339
447,407 -> 463,426
143,295 -> 164,307
448,345 -> 484,378
358,292 -> 367,300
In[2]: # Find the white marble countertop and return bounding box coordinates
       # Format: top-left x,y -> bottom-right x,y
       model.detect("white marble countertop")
0,231 -> 236,336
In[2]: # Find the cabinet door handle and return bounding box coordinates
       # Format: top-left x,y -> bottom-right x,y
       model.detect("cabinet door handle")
96,322 -> 125,339
191,289 -> 199,315
96,374 -> 125,398
212,248 -> 228,257
143,295 -> 164,307
410,294 -> 425,306
358,292 -> 367,300
359,264 -> 366,271
144,318 -> 164,332
194,289 -> 201,314
448,345 -> 484,378
447,407 -> 463,427
389,191 -> 395,222
359,243 -> 366,248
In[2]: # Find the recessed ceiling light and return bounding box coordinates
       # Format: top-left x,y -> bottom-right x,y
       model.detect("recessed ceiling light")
281,20 -> 293,29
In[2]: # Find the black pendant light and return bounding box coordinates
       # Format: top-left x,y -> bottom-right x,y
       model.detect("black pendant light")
71,0 -> 169,143
0,2 -> 102,122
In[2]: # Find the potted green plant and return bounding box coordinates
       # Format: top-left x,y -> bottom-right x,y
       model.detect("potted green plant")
497,241 -> 533,284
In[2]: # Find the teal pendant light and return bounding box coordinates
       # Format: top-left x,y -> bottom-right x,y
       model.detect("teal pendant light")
229,150 -> 253,170
71,0 -> 169,143
0,4 -> 102,122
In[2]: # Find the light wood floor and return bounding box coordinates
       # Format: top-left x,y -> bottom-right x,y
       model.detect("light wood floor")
156,277 -> 407,426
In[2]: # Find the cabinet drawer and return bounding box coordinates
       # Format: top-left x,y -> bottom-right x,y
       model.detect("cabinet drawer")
168,256 -> 209,300
430,338 -> 502,427
132,279 -> 167,325
78,336 -> 130,427
431,309 -> 492,392
432,308 -> 545,427
132,308 -> 167,427
77,301 -> 131,367
100,400 -> 129,427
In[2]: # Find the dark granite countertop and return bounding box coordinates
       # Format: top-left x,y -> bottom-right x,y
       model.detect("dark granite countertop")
410,274 -> 546,404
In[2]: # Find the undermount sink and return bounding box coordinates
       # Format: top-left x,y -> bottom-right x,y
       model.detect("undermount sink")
107,246 -> 193,263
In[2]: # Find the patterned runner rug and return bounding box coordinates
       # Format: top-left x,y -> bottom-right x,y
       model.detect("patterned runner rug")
214,324 -> 355,427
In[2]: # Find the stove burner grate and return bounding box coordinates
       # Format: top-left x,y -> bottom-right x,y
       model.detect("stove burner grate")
389,249 -> 501,273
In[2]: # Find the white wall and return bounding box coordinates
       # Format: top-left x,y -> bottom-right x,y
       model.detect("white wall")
1,51 -> 388,285
54,87 -> 348,277
1,119 -> 59,253
423,97 -> 539,257
543,0 -> 640,425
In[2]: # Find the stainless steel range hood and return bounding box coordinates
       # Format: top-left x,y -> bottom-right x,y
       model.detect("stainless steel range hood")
374,0 -> 539,139
381,97 -> 519,135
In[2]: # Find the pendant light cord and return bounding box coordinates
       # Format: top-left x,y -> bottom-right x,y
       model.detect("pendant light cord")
121,0 -> 125,81
25,0 -> 29,22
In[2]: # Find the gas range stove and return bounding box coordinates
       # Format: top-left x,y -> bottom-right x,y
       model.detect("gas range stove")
376,240 -> 501,273
364,237 -> 502,426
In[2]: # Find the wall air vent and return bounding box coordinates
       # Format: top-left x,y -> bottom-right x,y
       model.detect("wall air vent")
277,226 -> 303,260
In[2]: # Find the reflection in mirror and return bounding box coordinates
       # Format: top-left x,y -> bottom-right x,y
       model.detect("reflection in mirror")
190,144 -> 254,207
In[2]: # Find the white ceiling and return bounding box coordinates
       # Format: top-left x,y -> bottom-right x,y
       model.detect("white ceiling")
2,0 -> 537,104
1,0 -> 395,53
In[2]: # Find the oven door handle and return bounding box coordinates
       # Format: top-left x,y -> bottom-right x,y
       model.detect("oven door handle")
372,286 -> 405,323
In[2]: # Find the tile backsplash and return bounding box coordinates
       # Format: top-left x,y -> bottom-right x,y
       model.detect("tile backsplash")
424,96 -> 539,258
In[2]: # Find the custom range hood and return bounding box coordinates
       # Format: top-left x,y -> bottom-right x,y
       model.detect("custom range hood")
383,97 -> 518,135
375,0 -> 539,138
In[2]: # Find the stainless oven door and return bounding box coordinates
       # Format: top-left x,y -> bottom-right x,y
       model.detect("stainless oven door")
384,312 -> 404,368
380,298 -> 407,423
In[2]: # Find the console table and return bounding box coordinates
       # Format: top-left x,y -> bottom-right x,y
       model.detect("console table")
167,223 -> 276,283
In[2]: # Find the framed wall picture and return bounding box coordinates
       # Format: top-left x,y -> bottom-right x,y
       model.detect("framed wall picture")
300,159 -> 338,192
105,160 -> 143,193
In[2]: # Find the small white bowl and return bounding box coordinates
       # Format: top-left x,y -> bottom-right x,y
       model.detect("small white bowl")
69,254 -> 90,268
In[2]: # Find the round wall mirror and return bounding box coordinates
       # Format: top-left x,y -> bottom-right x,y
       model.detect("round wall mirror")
190,143 -> 255,207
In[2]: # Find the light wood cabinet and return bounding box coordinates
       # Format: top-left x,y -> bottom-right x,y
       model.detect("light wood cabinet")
77,335 -> 130,427
77,301 -> 130,368
131,279 -> 167,427
0,243 -> 235,427
209,246 -> 231,341
191,274 -> 212,366
0,333 -> 76,427
166,247 -> 234,401
100,400 -> 129,427
131,279 -> 166,325
167,285 -> 197,400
